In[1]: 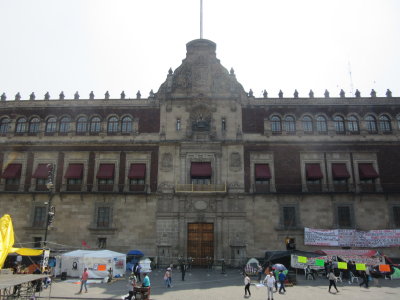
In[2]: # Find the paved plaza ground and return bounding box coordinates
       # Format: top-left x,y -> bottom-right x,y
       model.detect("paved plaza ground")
37,268 -> 400,300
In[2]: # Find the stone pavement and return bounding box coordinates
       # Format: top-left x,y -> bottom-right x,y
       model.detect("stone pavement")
36,268 -> 399,300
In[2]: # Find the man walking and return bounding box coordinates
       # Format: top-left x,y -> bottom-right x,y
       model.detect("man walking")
278,270 -> 286,294
244,273 -> 251,297
328,270 -> 339,293
359,270 -> 369,288
78,268 -> 89,294
263,271 -> 276,300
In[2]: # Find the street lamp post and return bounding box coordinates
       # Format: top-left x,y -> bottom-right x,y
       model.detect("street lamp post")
43,163 -> 55,248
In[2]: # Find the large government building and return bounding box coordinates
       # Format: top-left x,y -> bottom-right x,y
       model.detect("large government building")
1,39 -> 400,266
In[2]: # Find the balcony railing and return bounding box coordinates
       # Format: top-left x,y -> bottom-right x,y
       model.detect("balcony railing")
175,183 -> 226,193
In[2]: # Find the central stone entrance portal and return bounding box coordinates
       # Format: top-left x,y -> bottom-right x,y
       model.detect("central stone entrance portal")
187,223 -> 214,266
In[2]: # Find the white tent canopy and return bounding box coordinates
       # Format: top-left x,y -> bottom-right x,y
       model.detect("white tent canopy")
56,250 -> 126,279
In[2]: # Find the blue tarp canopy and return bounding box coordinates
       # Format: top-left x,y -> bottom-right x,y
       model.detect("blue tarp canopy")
127,250 -> 144,256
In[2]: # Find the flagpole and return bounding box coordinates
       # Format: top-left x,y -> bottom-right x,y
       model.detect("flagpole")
200,0 -> 203,39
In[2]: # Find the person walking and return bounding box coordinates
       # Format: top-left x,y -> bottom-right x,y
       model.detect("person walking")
328,270 -> 339,293
278,270 -> 286,294
134,263 -> 142,282
257,264 -> 263,283
78,268 -> 89,294
142,273 -> 151,300
244,273 -> 251,297
123,273 -> 137,300
164,268 -> 171,288
263,272 -> 276,300
180,263 -> 186,281
359,270 -> 369,288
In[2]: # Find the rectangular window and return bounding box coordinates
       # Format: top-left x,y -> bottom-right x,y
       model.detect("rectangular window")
176,118 -> 181,131
97,207 -> 110,228
128,163 -> 146,191
97,164 -> 115,191
34,237 -> 42,248
393,206 -> 400,228
283,206 -> 296,229
254,164 -> 271,193
190,162 -> 212,184
33,206 -> 46,228
98,237 -> 107,249
2,163 -> 22,191
337,206 -> 353,228
221,118 -> 226,131
65,164 -> 84,191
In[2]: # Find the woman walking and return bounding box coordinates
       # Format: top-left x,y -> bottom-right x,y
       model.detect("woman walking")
328,270 -> 339,293
244,273 -> 251,297
164,268 -> 172,288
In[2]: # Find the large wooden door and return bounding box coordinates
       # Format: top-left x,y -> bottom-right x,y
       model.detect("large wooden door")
187,223 -> 214,266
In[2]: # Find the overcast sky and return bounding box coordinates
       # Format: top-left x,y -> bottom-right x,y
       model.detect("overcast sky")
0,0 -> 399,99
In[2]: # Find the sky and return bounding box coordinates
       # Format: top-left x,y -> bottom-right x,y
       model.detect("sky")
0,0 -> 399,99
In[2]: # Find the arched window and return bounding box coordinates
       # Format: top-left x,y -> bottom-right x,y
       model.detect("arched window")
284,116 -> 296,133
29,117 -> 40,133
59,116 -> 71,133
271,116 -> 282,133
45,117 -> 57,133
107,117 -> 119,133
90,117 -> 101,133
334,116 -> 346,134
379,115 -> 392,133
316,115 -> 327,133
365,115 -> 377,133
347,115 -> 359,133
76,117 -> 88,133
15,117 -> 27,133
0,117 -> 10,134
302,116 -> 313,133
121,116 -> 132,133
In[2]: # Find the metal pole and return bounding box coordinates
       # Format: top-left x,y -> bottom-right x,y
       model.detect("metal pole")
43,164 -> 55,247
200,0 -> 203,39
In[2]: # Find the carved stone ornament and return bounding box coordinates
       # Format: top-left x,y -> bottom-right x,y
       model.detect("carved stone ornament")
194,200 -> 208,211
161,153 -> 173,171
229,152 -> 242,171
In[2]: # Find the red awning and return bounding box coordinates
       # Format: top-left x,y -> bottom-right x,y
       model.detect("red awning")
128,163 -> 146,179
64,164 -> 84,179
359,163 -> 379,179
306,163 -> 323,180
32,164 -> 50,178
332,163 -> 350,179
96,164 -> 115,179
190,162 -> 212,177
255,164 -> 271,179
1,164 -> 22,179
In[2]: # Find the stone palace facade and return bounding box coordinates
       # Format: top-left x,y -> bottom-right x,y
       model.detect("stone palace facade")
1,39 -> 400,266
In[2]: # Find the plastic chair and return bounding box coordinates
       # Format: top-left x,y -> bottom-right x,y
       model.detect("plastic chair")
349,272 -> 360,284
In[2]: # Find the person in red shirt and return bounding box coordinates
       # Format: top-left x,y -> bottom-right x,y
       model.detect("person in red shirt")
78,268 -> 89,293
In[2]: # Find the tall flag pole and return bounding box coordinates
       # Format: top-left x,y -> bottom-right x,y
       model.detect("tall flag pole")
200,0 -> 203,39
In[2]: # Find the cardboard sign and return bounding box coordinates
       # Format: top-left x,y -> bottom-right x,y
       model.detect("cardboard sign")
379,264 -> 390,272
338,262 -> 347,269
97,264 -> 107,271
298,256 -> 307,263
356,263 -> 366,271
315,259 -> 325,267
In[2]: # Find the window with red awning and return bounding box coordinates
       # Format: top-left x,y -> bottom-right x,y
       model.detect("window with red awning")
128,163 -> 146,179
306,163 -> 323,180
96,164 -> 115,179
358,163 -> 379,179
332,163 -> 350,179
1,163 -> 22,178
64,164 -> 84,179
32,164 -> 50,178
255,164 -> 271,179
190,162 -> 212,177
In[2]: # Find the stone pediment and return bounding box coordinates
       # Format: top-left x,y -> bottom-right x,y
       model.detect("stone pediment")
157,39 -> 246,100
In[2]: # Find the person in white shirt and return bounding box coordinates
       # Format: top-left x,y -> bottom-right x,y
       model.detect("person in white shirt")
244,273 -> 251,297
263,272 -> 276,300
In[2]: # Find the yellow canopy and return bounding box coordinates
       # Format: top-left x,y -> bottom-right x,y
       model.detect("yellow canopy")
0,214 -> 43,269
